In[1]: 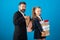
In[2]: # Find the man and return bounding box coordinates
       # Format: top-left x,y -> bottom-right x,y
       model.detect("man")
13,2 -> 27,40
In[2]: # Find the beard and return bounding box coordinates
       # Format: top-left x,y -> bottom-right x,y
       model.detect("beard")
21,9 -> 25,13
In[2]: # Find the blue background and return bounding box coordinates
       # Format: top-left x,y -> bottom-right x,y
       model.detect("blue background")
0,0 -> 60,40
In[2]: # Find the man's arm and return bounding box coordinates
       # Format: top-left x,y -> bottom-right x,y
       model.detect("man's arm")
13,13 -> 24,25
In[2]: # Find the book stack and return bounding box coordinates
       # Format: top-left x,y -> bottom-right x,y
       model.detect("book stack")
40,20 -> 50,36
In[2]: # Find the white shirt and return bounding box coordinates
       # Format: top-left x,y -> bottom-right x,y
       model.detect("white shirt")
37,16 -> 42,21
19,10 -> 24,16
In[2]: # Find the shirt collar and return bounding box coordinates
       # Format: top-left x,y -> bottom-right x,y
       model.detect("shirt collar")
37,16 -> 42,21
19,10 -> 24,16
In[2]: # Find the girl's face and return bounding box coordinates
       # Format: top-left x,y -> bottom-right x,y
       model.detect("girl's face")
35,8 -> 41,16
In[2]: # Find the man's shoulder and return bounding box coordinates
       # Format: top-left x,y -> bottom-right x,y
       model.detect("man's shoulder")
14,11 -> 21,15
15,11 -> 21,14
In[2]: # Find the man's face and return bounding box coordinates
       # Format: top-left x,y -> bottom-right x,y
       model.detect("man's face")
19,4 -> 26,13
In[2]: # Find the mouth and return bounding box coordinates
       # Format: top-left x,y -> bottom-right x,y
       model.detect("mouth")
21,9 -> 25,13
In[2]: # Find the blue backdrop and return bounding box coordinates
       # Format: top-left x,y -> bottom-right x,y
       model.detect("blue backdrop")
0,0 -> 60,40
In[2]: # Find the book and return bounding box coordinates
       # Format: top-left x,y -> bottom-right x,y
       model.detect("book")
40,20 -> 50,36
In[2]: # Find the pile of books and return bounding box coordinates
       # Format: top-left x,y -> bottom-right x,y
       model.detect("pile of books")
40,20 -> 50,36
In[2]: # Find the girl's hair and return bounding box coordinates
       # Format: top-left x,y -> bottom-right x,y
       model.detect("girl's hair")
32,7 -> 41,18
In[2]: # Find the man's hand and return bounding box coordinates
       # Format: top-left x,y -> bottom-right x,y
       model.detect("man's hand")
24,16 -> 30,19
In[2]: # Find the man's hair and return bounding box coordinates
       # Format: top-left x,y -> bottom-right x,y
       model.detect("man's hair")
19,2 -> 26,5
